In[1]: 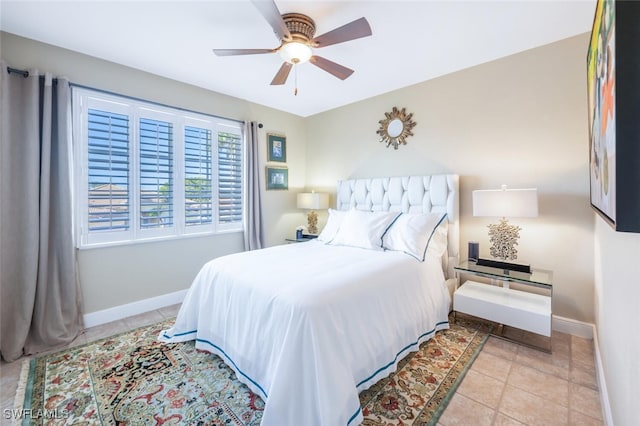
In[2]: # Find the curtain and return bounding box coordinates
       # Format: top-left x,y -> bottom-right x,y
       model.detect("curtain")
243,121 -> 264,251
0,62 -> 83,362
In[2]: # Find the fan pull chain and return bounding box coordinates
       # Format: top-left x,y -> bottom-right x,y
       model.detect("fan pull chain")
294,64 -> 298,96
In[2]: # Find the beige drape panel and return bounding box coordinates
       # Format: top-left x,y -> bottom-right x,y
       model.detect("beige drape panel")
0,62 -> 83,362
243,121 -> 264,251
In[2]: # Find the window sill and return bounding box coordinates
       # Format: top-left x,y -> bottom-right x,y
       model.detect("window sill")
77,228 -> 243,250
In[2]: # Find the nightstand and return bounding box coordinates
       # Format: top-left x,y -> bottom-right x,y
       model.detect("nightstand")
453,260 -> 553,352
285,238 -> 309,243
285,235 -> 317,243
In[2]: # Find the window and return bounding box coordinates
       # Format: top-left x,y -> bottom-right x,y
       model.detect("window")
139,118 -> 174,230
73,87 -> 244,247
218,130 -> 243,224
184,126 -> 213,226
87,109 -> 130,232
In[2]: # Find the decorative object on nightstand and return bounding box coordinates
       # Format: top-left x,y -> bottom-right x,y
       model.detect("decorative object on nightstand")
297,191 -> 329,235
473,185 -> 538,265
468,241 -> 479,261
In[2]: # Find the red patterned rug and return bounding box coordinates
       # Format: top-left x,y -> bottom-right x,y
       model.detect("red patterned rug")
16,316 -> 488,425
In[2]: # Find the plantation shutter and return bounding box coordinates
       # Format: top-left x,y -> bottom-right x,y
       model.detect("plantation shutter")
184,126 -> 213,226
218,130 -> 243,224
139,118 -> 173,229
74,87 -> 244,247
87,109 -> 130,232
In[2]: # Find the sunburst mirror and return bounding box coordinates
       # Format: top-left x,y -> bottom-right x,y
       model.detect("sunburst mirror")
376,107 -> 417,149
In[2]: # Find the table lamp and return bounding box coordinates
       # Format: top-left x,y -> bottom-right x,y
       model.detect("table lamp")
297,192 -> 329,235
472,185 -> 538,261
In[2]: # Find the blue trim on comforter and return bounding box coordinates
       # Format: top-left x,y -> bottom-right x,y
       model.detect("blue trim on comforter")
163,319 -> 449,425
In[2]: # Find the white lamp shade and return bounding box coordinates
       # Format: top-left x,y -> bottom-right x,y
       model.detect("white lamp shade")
473,187 -> 538,218
297,192 -> 329,210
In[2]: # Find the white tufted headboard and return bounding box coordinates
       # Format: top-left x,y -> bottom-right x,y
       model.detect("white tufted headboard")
336,175 -> 459,282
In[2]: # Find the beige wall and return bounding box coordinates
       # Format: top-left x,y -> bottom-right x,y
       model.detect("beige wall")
2,31 -> 597,322
594,218 -> 640,425
1,32 -> 307,313
305,34 -> 595,322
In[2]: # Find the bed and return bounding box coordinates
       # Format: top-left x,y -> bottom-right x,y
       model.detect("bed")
159,174 -> 459,425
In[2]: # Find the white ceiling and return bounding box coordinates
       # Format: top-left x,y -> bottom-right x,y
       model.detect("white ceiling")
1,0 -> 596,117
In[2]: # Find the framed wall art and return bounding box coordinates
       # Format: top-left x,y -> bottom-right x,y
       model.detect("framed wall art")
587,0 -> 640,232
266,166 -> 288,191
267,133 -> 287,163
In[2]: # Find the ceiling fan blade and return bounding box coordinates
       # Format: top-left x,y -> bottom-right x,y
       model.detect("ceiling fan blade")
251,0 -> 291,42
213,48 -> 276,56
312,17 -> 372,48
309,56 -> 354,80
270,62 -> 293,85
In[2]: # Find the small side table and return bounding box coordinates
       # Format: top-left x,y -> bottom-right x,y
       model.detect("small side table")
453,260 -> 553,353
285,235 -> 318,243
285,238 -> 311,243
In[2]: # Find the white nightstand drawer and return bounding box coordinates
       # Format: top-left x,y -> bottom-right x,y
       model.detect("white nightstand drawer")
454,280 -> 551,336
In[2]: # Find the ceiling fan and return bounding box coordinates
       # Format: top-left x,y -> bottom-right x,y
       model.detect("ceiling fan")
213,0 -> 372,88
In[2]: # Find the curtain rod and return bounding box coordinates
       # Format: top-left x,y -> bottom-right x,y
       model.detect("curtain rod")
5,67 -> 247,126
7,67 -> 29,78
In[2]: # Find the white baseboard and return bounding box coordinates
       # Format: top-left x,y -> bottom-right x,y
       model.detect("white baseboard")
83,289 -> 187,328
593,327 -> 614,426
551,314 -> 594,338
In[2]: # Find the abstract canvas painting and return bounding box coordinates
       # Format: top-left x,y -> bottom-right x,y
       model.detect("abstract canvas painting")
586,0 -> 640,233
587,0 -> 616,223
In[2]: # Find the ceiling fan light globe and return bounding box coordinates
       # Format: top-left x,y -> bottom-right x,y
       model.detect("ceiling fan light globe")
280,42 -> 312,64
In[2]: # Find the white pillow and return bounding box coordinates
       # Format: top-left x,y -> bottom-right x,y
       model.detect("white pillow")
329,209 -> 401,250
427,217 -> 448,258
382,212 -> 448,261
317,209 -> 347,242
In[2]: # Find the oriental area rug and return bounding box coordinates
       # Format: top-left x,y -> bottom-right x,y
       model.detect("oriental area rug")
16,316 -> 490,425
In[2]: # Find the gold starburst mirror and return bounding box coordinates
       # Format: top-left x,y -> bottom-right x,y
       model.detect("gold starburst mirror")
376,107 -> 417,149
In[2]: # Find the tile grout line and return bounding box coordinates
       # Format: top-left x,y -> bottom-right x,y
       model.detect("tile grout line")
454,368 -> 503,421
566,337 -> 578,424
568,334 -> 574,424
567,338 -> 604,425
493,344 -> 516,423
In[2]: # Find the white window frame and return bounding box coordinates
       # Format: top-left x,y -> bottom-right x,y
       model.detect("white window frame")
72,87 -> 244,248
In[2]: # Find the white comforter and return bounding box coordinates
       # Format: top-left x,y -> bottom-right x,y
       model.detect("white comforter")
159,241 -> 450,426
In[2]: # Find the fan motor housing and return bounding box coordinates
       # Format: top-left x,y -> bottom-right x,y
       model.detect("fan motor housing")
282,13 -> 316,42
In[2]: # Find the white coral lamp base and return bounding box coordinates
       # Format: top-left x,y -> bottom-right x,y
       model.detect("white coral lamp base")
487,218 -> 521,260
307,210 -> 318,235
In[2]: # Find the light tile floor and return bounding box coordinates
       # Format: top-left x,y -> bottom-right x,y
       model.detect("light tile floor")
1,306 -> 604,425
438,330 -> 604,425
